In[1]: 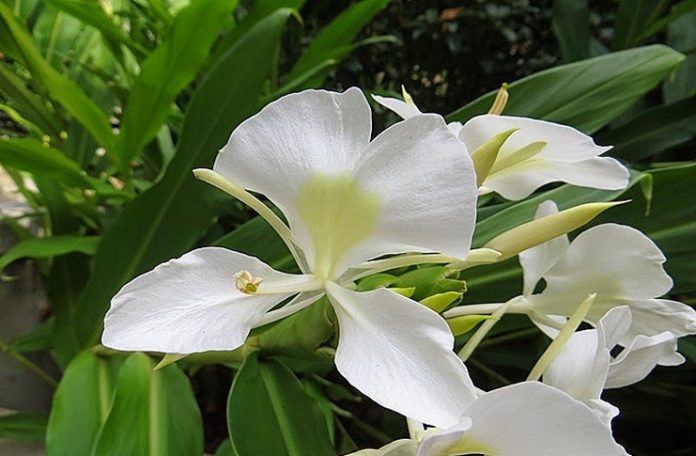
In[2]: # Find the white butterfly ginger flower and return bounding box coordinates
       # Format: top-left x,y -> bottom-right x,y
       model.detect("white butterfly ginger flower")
102,88 -> 479,428
545,305 -> 685,426
373,89 -> 629,200
347,382 -> 629,456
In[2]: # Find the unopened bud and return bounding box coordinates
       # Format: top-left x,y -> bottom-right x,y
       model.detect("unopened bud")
447,315 -> 496,336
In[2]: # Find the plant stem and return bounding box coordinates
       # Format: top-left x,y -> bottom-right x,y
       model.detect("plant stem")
0,337 -> 58,388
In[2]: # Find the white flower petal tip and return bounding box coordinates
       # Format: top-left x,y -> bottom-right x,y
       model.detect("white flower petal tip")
102,248 -> 299,354
459,115 -> 630,200
371,93 -> 423,119
525,223 -> 695,339
327,282 -> 477,428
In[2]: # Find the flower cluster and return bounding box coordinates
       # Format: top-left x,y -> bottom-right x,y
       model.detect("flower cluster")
102,87 -> 696,455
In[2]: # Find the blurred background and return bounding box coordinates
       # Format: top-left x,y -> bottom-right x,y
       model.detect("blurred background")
1,1 -> 694,455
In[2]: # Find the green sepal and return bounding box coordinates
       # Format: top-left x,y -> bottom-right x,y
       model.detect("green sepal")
394,266 -> 466,301
420,291 -> 464,313
356,273 -> 398,291
447,315 -> 497,336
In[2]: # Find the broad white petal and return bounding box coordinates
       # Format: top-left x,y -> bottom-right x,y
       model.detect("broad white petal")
534,224 -> 674,320
459,115 -> 612,162
597,306 -> 633,349
618,298 -> 696,340
214,87 -> 371,230
335,114 -> 476,273
102,248 -> 299,354
372,94 -> 422,119
587,399 -> 621,427
606,331 -> 685,388
519,200 -> 569,295
544,330 -> 609,402
347,440 -> 417,456
326,282 -> 477,428
416,419 -> 472,456
455,382 -> 628,456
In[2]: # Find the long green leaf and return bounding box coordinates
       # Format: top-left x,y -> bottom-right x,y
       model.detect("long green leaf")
598,96 -> 696,161
227,353 -> 334,456
43,0 -> 146,58
636,0 -> 696,43
46,350 -> 124,456
0,138 -> 91,187
0,3 -> 116,156
663,12 -> 696,102
551,0 -> 590,62
613,0 -> 669,49
286,0 -> 390,85
72,10 -> 296,357
91,353 -> 203,456
0,413 -> 47,443
0,235 -> 100,272
0,63 -> 62,136
448,45 -> 684,134
117,0 -> 239,163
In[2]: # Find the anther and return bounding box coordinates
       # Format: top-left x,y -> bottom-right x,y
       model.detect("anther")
235,271 -> 263,294
487,83 -> 509,115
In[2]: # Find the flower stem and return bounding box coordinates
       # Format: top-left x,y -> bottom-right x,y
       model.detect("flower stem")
0,337 -> 58,388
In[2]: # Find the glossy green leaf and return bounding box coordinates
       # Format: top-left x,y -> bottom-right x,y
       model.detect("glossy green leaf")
0,3 -> 116,155
0,235 -> 100,272
636,0 -> 696,43
46,350 -> 123,456
72,9 -> 297,357
286,0 -> 390,85
227,353 -> 334,456
551,0 -> 590,61
448,45 -> 684,134
0,413 -> 47,443
613,0 -> 669,49
0,138 -> 90,187
664,12 -> 696,102
598,96 -> 696,161
43,0 -> 146,58
117,0 -> 239,163
91,352 -> 203,456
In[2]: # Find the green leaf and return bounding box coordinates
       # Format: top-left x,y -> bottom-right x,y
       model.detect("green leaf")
0,413 -> 47,443
0,138 -> 91,187
0,3 -> 116,156
286,0 -> 390,85
613,0 -> 670,49
591,163 -> 696,294
227,353 -> 334,456
664,12 -> 696,102
448,45 -> 685,134
0,63 -> 62,136
117,0 -> 239,163
91,352 -> 203,456
598,96 -> 696,161
635,0 -> 696,43
214,439 -> 236,456
0,235 -> 100,272
72,9 -> 297,358
551,0 -> 590,62
43,0 -> 146,58
10,318 -> 54,353
46,350 -> 124,456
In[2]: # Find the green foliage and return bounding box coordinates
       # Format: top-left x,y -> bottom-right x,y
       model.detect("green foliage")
0,413 -> 47,443
227,352 -> 334,456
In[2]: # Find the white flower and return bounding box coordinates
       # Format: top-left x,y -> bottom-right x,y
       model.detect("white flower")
347,382 -> 629,456
102,88 -> 479,428
519,201 -> 696,342
544,306 -> 685,425
373,93 -> 629,200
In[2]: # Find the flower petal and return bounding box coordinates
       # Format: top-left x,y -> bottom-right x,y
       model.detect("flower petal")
372,94 -> 422,119
606,331 -> 685,388
326,282 -> 477,428
597,306 -> 633,349
544,330 -> 609,402
454,382 -> 628,456
519,200 -> 569,295
102,248 -> 299,354
532,224 -> 674,320
459,115 -> 612,162
214,87 -> 371,224
416,419 -> 472,456
340,114 -> 476,271
616,298 -> 696,340
347,440 -> 417,456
